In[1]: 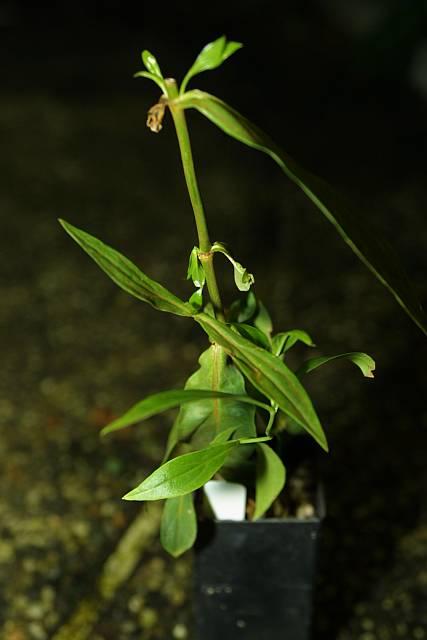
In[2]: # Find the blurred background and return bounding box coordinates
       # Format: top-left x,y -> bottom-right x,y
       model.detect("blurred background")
1,1 -> 427,638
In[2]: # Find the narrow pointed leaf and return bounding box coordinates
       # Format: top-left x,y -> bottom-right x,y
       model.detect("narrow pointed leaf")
123,441 -> 239,501
160,494 -> 197,557
142,50 -> 164,78
180,36 -> 242,93
177,90 -> 427,337
188,287 -> 203,310
102,388 -> 266,436
297,352 -> 375,378
254,443 -> 286,520
240,435 -> 272,444
254,301 -> 273,337
195,312 -> 328,451
211,427 -> 237,444
229,291 -> 257,324
272,330 -> 315,356
232,323 -> 271,351
59,219 -> 193,317
133,70 -> 166,92
187,246 -> 205,288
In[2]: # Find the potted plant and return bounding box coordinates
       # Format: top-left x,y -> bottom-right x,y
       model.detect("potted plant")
59,37 -> 426,639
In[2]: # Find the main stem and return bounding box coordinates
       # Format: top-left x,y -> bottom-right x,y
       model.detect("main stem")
165,78 -> 223,317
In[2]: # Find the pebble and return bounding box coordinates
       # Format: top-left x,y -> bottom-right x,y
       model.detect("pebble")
27,622 -> 46,640
139,607 -> 158,629
128,594 -> 144,613
172,623 -> 188,639
26,604 -> 44,620
0,541 -> 15,563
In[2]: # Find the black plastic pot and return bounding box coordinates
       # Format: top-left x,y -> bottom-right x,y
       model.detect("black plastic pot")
194,492 -> 324,640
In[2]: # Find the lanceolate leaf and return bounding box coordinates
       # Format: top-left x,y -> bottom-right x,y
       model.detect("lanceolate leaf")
142,50 -> 164,78
123,441 -> 240,501
297,352 -> 376,378
133,71 -> 166,93
101,388 -> 266,436
187,246 -> 205,288
180,36 -> 243,94
229,291 -> 257,324
164,345 -> 257,460
160,494 -> 197,558
177,90 -> 427,337
195,312 -> 328,451
232,323 -> 271,351
59,219 -> 193,317
254,443 -> 286,520
254,301 -> 273,337
272,330 -> 315,356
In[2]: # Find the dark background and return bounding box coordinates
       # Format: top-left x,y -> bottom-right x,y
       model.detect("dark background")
1,1 -> 427,639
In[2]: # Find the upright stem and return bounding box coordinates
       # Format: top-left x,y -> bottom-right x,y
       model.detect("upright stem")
165,78 -> 223,317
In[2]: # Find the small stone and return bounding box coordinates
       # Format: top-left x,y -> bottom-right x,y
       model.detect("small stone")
27,622 -> 46,640
0,541 -> 15,563
139,607 -> 158,629
26,604 -> 44,620
362,618 -> 375,631
44,613 -> 59,629
172,623 -> 188,639
121,621 -> 137,634
128,594 -> 144,613
296,503 -> 315,519
40,586 -> 55,604
169,589 -> 186,606
382,598 -> 394,611
71,520 -> 90,539
22,558 -> 37,574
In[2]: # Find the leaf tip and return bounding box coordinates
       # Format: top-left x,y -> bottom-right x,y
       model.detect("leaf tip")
122,490 -> 137,501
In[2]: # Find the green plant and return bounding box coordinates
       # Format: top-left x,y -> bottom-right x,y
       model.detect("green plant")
59,36 -> 426,557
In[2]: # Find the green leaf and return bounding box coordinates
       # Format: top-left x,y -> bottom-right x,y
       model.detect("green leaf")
102,388 -> 265,436
160,494 -> 197,557
180,36 -> 243,94
272,330 -> 315,356
142,50 -> 164,78
228,291 -> 257,324
188,287 -> 203,311
212,242 -> 254,292
164,345 -> 257,460
133,71 -> 166,92
187,246 -> 205,288
240,435 -> 272,444
211,427 -> 237,444
123,441 -> 239,501
59,219 -> 193,317
232,323 -> 271,351
254,301 -> 273,337
177,90 -> 427,338
254,443 -> 286,520
297,352 -> 376,378
195,312 -> 328,451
